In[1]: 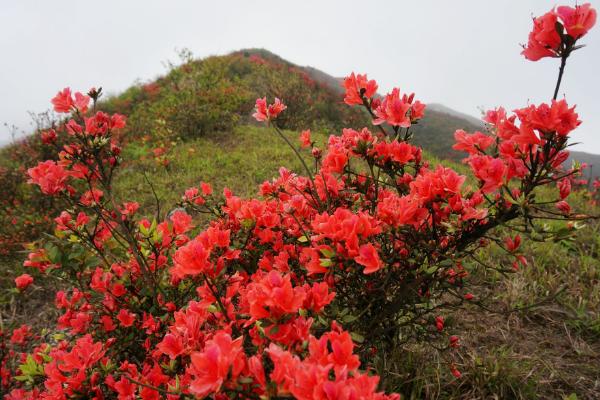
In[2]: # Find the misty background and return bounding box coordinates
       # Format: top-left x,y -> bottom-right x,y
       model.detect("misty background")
1,0 -> 599,153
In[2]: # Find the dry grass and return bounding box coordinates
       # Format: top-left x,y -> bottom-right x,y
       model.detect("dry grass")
384,217 -> 600,399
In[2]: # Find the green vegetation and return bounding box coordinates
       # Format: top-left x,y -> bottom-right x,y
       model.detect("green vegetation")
113,125 -> 309,209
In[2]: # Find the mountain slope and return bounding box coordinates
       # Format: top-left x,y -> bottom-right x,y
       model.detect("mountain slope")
427,103 -> 484,127
567,150 -> 600,180
237,49 -> 484,162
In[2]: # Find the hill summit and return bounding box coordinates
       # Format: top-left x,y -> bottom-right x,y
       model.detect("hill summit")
95,48 -> 486,162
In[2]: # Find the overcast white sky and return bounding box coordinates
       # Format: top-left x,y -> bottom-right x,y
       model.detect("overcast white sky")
1,1 -> 599,153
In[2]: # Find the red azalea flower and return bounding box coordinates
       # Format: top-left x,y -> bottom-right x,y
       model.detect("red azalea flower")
188,332 -> 244,398
342,72 -> 378,106
557,3 -> 597,39
27,160 -> 70,195
116,309 -> 136,327
51,87 -> 75,113
355,243 -> 383,274
15,274 -> 33,291
299,129 -> 312,148
373,88 -> 412,127
253,97 -> 287,121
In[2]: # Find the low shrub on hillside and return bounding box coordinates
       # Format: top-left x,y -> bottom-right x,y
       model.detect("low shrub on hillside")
1,3 -> 597,399
99,48 -> 372,145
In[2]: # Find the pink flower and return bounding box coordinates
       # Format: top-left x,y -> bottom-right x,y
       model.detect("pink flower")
157,333 -> 184,360
557,3 -> 597,39
114,376 -> 136,399
522,4 -> 597,61
449,335 -> 460,348
27,160 -> 69,195
15,274 -> 33,291
299,129 -> 312,148
188,332 -> 245,397
170,210 -> 193,235
515,100 -> 580,136
111,113 -> 127,130
451,367 -> 462,378
373,88 -> 411,127
51,88 -> 74,113
468,155 -> 506,193
556,200 -> 571,214
551,99 -> 581,136
116,309 -> 136,327
253,97 -> 287,121
172,239 -> 212,277
41,129 -> 57,144
201,182 -> 213,195
435,316 -> 444,332
504,235 -> 521,252
73,92 -> 91,113
453,130 -> 495,154
355,243 -> 383,274
522,11 -> 561,61
120,202 -> 139,217
51,88 -> 90,113
10,325 -> 30,345
410,100 -> 427,122
558,178 -> 571,199
343,72 -> 378,105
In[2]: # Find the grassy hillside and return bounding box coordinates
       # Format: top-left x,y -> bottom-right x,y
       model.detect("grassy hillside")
1,49 -> 599,399
95,47 -> 485,162
568,150 -> 600,180
114,125 -> 307,210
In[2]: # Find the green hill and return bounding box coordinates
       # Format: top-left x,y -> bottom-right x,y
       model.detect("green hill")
93,48 -> 486,162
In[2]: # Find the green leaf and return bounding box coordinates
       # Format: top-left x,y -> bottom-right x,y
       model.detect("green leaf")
84,257 -> 101,269
18,355 -> 44,379
350,332 -> 365,343
68,245 -> 85,260
207,304 -> 218,313
269,324 -> 280,334
45,244 -> 61,264
320,258 -> 333,267
438,259 -> 453,267
342,314 -> 358,323
139,222 -> 149,236
320,248 -> 335,258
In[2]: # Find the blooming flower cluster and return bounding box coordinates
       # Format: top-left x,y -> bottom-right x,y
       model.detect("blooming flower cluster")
1,3 -> 594,399
522,3 -> 596,61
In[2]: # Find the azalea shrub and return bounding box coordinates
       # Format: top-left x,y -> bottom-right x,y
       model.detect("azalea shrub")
1,3 -> 597,399
0,115 -> 68,257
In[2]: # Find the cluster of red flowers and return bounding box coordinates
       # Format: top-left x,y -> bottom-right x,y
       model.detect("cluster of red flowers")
343,74 -> 425,130
2,4 -> 594,399
252,97 -> 287,122
522,3 -> 596,61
